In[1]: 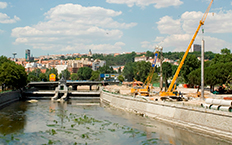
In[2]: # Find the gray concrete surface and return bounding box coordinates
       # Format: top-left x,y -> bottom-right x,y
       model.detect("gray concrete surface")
0,91 -> 20,108
100,90 -> 232,142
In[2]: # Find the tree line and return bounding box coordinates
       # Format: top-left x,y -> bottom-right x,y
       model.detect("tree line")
122,48 -> 232,92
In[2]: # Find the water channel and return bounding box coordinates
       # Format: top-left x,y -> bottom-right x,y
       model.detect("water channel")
0,99 -> 230,145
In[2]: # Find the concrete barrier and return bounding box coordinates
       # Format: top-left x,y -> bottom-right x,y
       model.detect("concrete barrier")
100,91 -> 232,142
0,91 -> 20,108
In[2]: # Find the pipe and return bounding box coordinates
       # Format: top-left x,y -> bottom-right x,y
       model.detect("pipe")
209,105 -> 220,110
205,98 -> 232,106
201,103 -> 211,109
218,106 -> 232,112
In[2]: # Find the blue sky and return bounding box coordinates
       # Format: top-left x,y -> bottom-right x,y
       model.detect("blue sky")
0,0 -> 232,58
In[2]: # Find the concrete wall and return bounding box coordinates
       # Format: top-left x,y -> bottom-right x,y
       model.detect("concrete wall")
101,91 -> 232,141
0,91 -> 20,108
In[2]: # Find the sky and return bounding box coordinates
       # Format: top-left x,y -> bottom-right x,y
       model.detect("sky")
0,0 -> 232,58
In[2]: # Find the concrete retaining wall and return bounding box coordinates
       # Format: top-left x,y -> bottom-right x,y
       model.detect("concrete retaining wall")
0,91 -> 20,108
101,91 -> 232,141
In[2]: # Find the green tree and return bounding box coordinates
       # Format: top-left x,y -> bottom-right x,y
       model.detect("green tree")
188,68 -> 201,86
71,73 -> 78,80
39,73 -> 47,81
0,62 -> 27,89
145,51 -> 154,58
0,56 -> 12,66
181,55 -> 200,83
118,67 -> 122,74
162,62 -> 172,91
211,48 -> 232,65
122,62 -> 135,81
98,65 -> 116,74
77,67 -> 93,80
134,61 -> 151,82
27,69 -> 41,82
59,69 -> 70,80
221,48 -> 231,55
90,71 -> 100,81
151,73 -> 159,84
117,75 -> 124,82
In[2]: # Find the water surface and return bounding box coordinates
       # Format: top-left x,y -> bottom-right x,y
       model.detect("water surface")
0,100 -> 230,145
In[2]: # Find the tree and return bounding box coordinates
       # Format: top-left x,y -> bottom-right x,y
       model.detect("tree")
211,48 -> 232,65
134,61 -> 151,82
145,51 -> 154,58
188,68 -> 201,86
117,75 -> 124,82
90,71 -> 100,81
162,62 -> 172,91
181,55 -> 200,83
221,48 -> 231,55
59,69 -> 70,80
118,67 -> 121,74
71,73 -> 78,80
77,67 -> 93,80
0,62 -> 27,89
123,62 -> 135,81
39,73 -> 47,81
27,69 -> 41,82
0,56 -> 12,66
98,65 -> 116,74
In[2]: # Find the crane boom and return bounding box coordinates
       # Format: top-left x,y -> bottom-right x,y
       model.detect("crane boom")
160,0 -> 213,96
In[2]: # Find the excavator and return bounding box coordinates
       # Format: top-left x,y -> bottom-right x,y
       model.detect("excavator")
159,0 -> 214,100
131,51 -> 159,96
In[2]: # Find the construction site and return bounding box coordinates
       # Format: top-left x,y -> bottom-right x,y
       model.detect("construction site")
103,0 -> 232,110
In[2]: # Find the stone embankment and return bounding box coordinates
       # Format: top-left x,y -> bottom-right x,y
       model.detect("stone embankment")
0,91 -> 21,108
100,86 -> 232,142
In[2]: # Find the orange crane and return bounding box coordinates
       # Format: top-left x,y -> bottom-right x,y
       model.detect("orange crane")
131,51 -> 159,96
159,0 -> 214,99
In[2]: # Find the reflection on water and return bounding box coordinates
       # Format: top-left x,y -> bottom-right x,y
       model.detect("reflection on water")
0,100 -> 230,145
0,101 -> 28,135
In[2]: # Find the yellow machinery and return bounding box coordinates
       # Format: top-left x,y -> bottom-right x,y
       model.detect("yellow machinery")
131,51 -> 159,96
159,0 -> 214,99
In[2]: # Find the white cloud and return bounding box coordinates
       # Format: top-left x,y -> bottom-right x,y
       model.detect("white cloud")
157,16 -> 183,34
0,2 -> 7,9
0,13 -> 20,23
0,29 -> 4,33
151,10 -> 232,53
141,41 -> 154,49
106,0 -> 183,9
35,42 -> 125,53
12,4 -> 137,52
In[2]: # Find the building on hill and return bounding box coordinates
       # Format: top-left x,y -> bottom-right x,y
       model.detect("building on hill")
134,55 -> 147,62
92,59 -> 106,71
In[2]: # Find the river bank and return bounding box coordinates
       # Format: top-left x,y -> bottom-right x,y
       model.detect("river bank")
100,86 -> 232,143
0,91 -> 21,109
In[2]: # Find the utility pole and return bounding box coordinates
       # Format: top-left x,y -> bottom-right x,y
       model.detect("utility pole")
201,39 -> 205,99
156,46 -> 163,91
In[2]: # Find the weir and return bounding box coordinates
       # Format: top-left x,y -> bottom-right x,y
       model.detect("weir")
22,78 -> 114,100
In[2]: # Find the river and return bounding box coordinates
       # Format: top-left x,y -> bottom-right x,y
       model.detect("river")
0,100 -> 230,145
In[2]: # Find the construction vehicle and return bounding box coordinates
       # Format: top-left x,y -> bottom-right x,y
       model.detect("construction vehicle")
131,51 -> 159,96
159,0 -> 214,100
